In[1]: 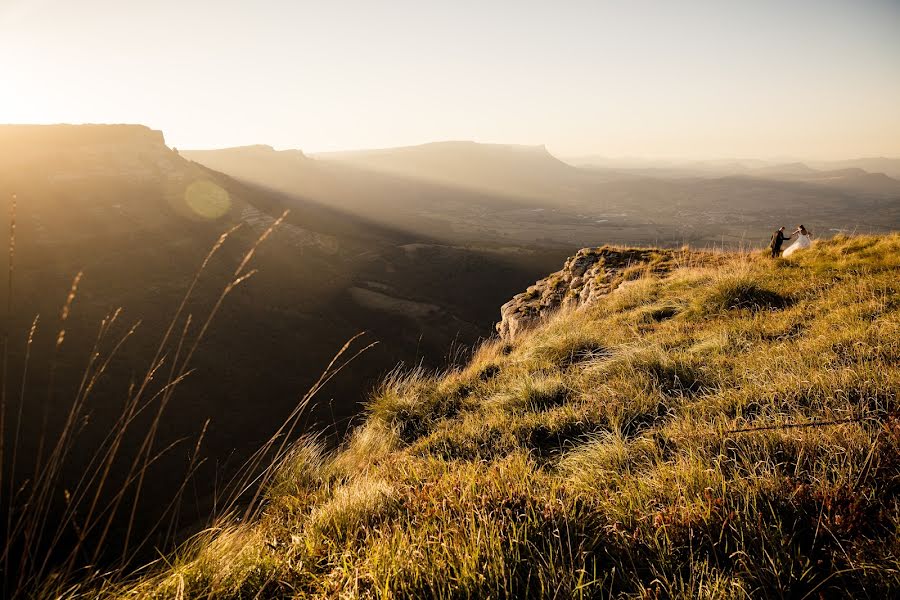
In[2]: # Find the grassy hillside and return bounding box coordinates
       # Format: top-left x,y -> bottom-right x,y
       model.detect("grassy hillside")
1,126 -> 567,582
90,234 -> 898,598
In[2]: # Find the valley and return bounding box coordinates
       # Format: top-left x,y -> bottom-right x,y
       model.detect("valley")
1,124 -> 898,575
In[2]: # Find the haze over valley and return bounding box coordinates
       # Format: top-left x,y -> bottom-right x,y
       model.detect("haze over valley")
0,126 -> 566,547
187,141 -> 900,249
3,123 -> 900,565
2,1 -> 900,597
0,117 -> 897,590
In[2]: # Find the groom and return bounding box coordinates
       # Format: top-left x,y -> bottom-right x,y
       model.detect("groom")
769,226 -> 792,257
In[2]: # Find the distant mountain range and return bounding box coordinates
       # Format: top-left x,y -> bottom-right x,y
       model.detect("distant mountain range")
2,125 -> 898,566
808,157 -> 900,179
188,141 -> 899,248
0,126 -> 563,563
567,154 -> 900,181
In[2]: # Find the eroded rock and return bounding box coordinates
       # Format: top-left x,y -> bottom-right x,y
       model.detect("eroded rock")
496,246 -> 699,340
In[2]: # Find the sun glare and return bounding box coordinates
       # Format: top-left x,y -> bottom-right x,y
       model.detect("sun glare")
184,179 -> 231,220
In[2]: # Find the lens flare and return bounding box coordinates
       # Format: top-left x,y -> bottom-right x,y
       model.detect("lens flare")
184,180 -> 231,219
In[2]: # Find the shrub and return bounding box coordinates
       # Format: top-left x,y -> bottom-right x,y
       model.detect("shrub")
330,420 -> 400,477
265,437 -> 331,504
367,367 -> 465,443
305,476 -> 399,545
696,272 -> 789,314
505,374 -> 570,412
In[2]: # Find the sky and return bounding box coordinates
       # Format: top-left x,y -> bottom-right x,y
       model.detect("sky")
1,0 -> 899,159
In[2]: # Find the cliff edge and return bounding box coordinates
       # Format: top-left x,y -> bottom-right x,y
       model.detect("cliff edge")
497,245 -> 725,339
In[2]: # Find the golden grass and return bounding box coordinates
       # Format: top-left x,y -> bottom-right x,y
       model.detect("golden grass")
50,233 -> 900,597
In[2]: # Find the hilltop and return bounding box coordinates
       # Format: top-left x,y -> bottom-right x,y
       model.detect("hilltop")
95,233 -> 899,599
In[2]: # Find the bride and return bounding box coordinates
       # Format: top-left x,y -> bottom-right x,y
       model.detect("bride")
782,225 -> 811,257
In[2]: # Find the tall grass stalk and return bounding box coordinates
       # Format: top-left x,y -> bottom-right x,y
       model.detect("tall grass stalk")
0,192 -> 16,592
0,207 -> 371,598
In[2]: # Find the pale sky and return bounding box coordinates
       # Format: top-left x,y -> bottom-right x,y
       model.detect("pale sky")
1,0 -> 899,159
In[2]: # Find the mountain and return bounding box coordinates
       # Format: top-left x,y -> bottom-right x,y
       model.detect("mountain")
741,163 -> 900,196
190,143 -> 900,252
749,162 -> 819,177
810,157 -> 900,179
565,155 -> 771,174
183,144 -> 558,243
314,141 -> 580,199
6,128 -> 900,594
568,155 -> 900,194
107,232 -> 900,598
0,125 -> 561,573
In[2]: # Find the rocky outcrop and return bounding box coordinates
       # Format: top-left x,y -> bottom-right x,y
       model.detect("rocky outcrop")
496,246 -> 693,339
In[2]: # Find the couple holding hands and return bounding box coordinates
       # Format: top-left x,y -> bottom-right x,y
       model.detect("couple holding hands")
770,225 -> 811,258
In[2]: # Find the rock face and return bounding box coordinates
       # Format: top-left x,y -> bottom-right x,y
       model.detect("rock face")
496,246 -> 686,339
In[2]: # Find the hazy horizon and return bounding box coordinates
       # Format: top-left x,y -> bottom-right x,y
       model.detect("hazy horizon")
182,136 -> 900,164
2,1 -> 900,159
3,125 -> 900,165
2,3 -> 900,593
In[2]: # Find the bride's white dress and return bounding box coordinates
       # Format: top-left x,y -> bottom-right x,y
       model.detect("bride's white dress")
783,234 -> 811,257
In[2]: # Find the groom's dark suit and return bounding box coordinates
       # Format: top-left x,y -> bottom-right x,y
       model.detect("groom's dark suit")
770,230 -> 790,257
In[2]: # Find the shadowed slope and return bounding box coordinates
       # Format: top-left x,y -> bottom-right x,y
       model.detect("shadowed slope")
0,126 -> 560,581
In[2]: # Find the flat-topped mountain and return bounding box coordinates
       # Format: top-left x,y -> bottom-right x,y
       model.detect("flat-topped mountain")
184,144 -> 309,174
315,141 -> 578,199
0,123 -> 166,153
182,143 -> 578,247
